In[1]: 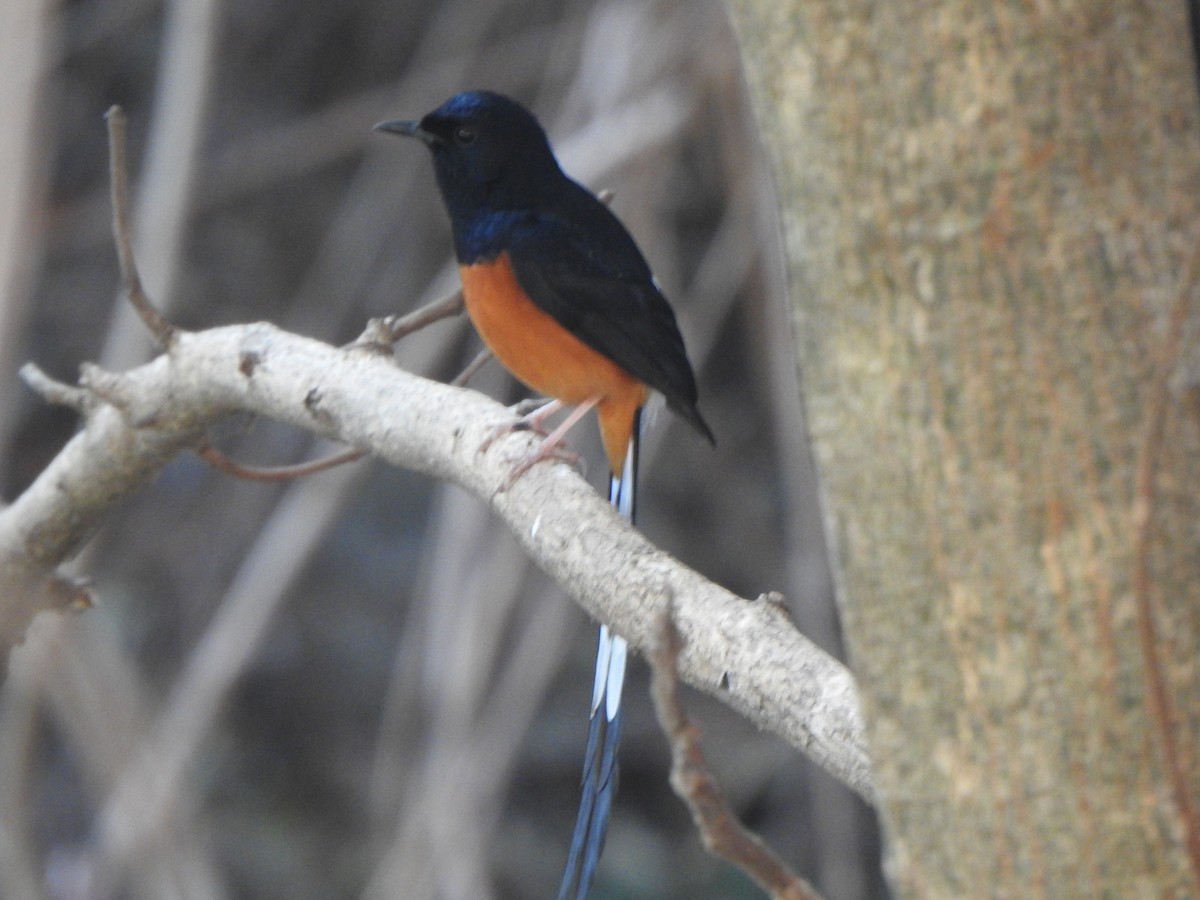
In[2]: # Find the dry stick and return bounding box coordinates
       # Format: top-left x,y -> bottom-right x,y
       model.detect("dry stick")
195,442 -> 366,481
355,288 -> 466,349
1130,238 -> 1200,889
648,606 -> 825,900
450,346 -> 492,387
19,364 -> 90,413
105,107 -> 175,349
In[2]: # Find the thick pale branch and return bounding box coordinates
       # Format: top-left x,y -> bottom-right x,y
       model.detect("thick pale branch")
0,323 -> 874,801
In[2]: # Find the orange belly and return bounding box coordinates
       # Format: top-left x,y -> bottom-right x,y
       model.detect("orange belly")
459,254 -> 647,473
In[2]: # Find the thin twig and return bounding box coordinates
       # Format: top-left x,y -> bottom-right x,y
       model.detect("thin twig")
450,347 -> 492,387
648,605 -> 825,900
353,289 -> 465,350
19,363 -> 90,413
1130,238 -> 1200,889
105,107 -> 175,348
196,442 -> 366,481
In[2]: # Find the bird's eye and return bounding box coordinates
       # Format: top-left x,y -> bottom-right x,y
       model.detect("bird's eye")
453,125 -> 477,145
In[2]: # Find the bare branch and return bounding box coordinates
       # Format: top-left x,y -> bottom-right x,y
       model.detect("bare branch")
0,325 -> 874,801
195,441 -> 366,481
649,605 -> 824,900
450,346 -> 492,387
105,107 -> 176,348
19,363 -> 91,413
354,289 -> 466,350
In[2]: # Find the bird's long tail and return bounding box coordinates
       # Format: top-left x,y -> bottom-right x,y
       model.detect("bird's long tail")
555,410 -> 640,900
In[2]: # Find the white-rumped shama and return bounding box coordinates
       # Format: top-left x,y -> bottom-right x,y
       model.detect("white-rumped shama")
376,90 -> 712,900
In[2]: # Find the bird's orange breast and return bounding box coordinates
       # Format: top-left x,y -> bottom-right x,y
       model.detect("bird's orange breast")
458,253 -> 647,473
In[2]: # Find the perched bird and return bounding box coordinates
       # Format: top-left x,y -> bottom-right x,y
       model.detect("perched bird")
376,90 -> 712,898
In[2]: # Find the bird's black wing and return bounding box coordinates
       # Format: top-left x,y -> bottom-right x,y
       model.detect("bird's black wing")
507,208 -> 713,443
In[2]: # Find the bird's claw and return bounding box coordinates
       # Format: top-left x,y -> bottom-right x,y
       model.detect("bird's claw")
498,441 -> 582,491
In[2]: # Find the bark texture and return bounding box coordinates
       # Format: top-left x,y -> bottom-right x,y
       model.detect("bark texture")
727,1 -> 1200,895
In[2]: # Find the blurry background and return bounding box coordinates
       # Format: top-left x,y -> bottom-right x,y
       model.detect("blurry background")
0,0 -> 886,897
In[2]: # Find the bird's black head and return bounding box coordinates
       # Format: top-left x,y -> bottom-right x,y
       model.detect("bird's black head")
375,91 -> 563,216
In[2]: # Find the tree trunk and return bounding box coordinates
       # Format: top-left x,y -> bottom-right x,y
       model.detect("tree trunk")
726,1 -> 1200,895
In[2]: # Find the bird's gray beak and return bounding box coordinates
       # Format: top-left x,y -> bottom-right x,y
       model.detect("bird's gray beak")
373,119 -> 439,145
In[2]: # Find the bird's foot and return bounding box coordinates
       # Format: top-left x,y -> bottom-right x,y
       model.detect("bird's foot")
499,438 -> 582,491
481,397 -> 599,491
480,399 -> 563,455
